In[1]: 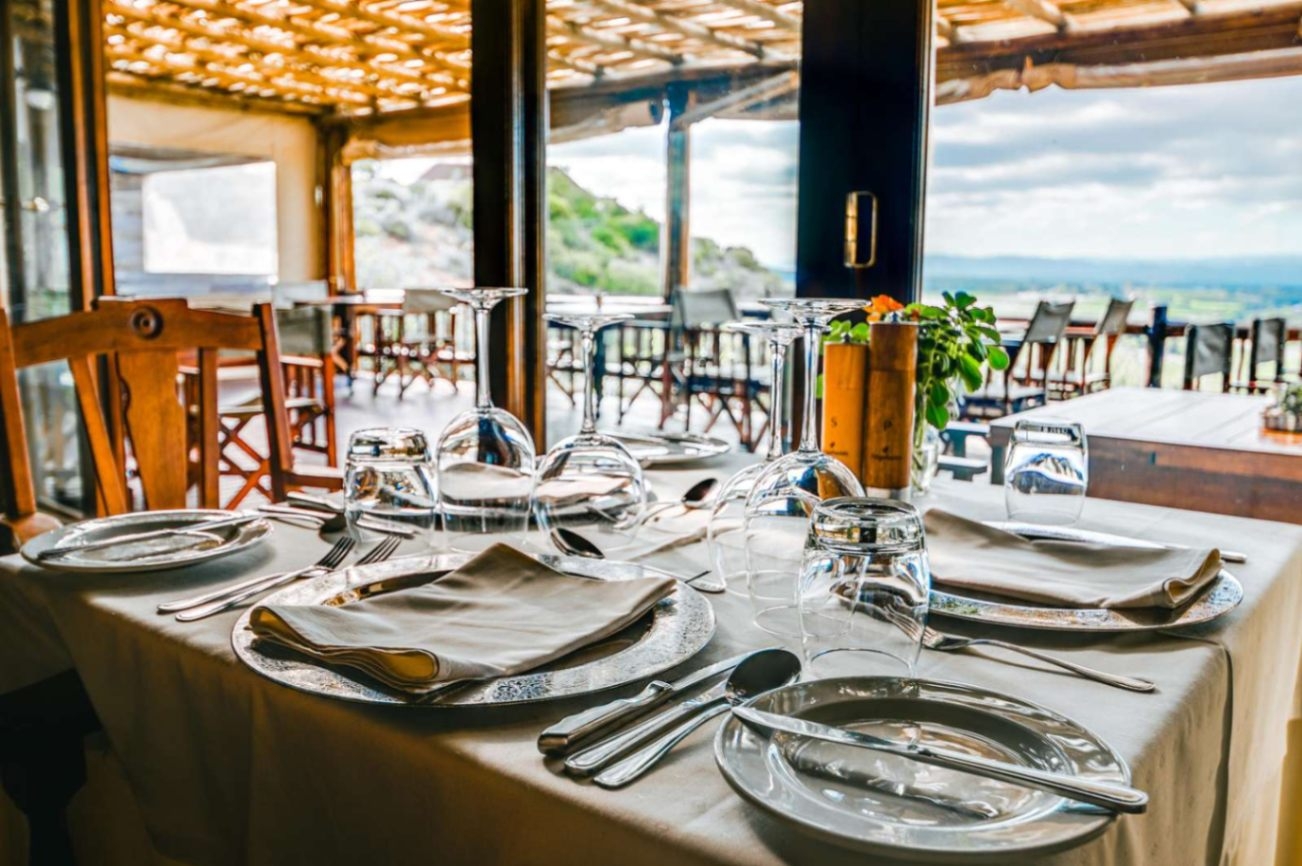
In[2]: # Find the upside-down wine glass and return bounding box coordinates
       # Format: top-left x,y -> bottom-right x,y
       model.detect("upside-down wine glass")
434,287 -> 537,550
742,298 -> 867,638
706,320 -> 804,587
533,312 -> 647,537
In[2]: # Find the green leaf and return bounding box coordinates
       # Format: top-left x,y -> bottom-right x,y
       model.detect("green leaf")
815,372 -> 824,399
955,291 -> 976,308
925,401 -> 950,430
987,345 -> 1011,370
850,322 -> 871,343
930,381 -> 950,406
957,353 -> 984,391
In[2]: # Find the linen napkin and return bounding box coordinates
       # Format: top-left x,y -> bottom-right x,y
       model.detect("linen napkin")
923,509 -> 1222,610
249,544 -> 675,694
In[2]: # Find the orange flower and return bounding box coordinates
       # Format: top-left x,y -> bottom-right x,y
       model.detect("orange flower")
864,295 -> 905,321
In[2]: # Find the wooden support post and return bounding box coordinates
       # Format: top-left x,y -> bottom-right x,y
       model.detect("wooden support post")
1148,304 -> 1169,388
0,5 -> 25,320
54,0 -> 115,306
471,0 -> 548,442
319,124 -> 355,294
662,84 -> 692,299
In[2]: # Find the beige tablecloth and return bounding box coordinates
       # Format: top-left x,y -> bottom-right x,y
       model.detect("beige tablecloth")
2,457 -> 1301,866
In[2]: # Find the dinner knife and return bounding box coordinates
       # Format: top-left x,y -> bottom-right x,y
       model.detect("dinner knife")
538,650 -> 762,756
733,707 -> 1149,814
37,512 -> 263,561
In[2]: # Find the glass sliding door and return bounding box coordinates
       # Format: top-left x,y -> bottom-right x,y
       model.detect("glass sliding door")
0,0 -> 88,515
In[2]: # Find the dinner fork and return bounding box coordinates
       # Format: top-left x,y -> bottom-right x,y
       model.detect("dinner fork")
919,624 -> 1156,692
174,534 -> 405,622
161,536 -> 355,617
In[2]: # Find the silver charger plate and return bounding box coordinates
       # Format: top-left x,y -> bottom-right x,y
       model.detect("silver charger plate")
716,677 -> 1128,863
928,521 -> 1243,632
22,509 -> 272,574
232,552 -> 715,707
614,431 -> 732,466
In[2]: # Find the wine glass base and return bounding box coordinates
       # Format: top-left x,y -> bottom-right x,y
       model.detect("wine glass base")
751,602 -> 802,640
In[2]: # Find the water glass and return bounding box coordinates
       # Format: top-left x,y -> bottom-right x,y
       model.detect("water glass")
345,428 -> 437,541
798,499 -> 930,680
1003,419 -> 1088,525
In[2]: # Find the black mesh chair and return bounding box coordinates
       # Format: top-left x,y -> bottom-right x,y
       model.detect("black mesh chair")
1234,317 -> 1288,393
1183,322 -> 1234,392
964,299 -> 1074,419
1051,297 -> 1134,397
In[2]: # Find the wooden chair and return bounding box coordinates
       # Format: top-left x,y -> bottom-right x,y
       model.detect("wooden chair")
209,305 -> 340,507
1234,317 -> 1287,393
1183,322 -> 1234,392
0,298 -> 334,530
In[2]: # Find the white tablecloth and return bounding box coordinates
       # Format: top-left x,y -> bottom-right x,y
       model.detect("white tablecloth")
2,459 -> 1301,866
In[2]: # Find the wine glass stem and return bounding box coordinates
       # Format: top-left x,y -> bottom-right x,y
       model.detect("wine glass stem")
580,326 -> 598,436
474,303 -> 493,410
765,339 -> 788,463
799,321 -> 820,452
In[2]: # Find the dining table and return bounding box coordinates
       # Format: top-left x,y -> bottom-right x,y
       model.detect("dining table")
2,453 -> 1301,866
989,387 -> 1302,524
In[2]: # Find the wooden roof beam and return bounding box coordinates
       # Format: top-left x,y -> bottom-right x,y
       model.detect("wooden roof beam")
106,68 -> 327,115
709,0 -> 800,34
551,17 -> 685,65
106,3 -> 457,93
1002,0 -> 1069,30
287,0 -> 470,49
587,0 -> 788,60
106,48 -> 360,106
670,69 -> 798,128
105,24 -> 432,104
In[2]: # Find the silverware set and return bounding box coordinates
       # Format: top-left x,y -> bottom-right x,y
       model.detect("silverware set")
158,533 -> 402,622
541,649 -> 800,788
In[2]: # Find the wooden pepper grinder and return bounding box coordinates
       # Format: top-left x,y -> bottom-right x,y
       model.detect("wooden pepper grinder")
863,322 -> 918,498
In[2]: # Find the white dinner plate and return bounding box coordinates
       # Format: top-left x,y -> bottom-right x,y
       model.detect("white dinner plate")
716,677 -> 1128,862
613,431 -> 732,466
22,509 -> 273,574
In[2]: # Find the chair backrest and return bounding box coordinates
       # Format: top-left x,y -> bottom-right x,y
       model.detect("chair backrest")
671,289 -> 737,330
275,306 -> 333,357
271,280 -> 329,308
0,298 -> 293,519
1094,297 -> 1135,338
1249,317 -> 1286,375
1183,322 -> 1234,391
402,288 -> 459,315
1023,300 -> 1075,346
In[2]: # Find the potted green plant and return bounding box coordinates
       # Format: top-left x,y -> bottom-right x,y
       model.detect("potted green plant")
823,292 -> 1009,491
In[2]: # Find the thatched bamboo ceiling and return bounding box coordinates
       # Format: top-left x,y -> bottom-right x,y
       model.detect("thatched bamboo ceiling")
98,0 -> 1302,117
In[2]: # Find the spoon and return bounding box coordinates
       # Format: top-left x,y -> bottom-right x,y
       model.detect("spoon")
565,647 -> 801,776
549,527 -> 724,594
589,649 -> 803,787
619,477 -> 719,529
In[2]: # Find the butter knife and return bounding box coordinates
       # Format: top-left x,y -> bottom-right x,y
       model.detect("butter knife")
538,650 -> 761,756
37,512 -> 262,560
733,707 -> 1149,814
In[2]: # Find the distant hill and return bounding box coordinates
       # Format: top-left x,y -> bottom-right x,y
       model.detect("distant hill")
925,254 -> 1302,289
353,163 -> 783,298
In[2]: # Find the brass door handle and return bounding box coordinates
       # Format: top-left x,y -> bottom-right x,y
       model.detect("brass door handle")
844,190 -> 877,269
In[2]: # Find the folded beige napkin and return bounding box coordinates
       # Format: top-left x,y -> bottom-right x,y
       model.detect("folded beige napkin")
923,509 -> 1222,610
249,544 -> 675,694
532,475 -> 631,507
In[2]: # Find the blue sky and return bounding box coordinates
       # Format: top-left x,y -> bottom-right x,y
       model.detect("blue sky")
550,74 -> 1302,271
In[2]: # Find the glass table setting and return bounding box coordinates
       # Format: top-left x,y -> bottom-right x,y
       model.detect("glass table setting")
3,298 -> 1299,866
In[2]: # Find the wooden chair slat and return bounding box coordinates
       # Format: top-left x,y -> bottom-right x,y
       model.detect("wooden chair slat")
66,355 -> 131,515
114,349 -> 188,510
